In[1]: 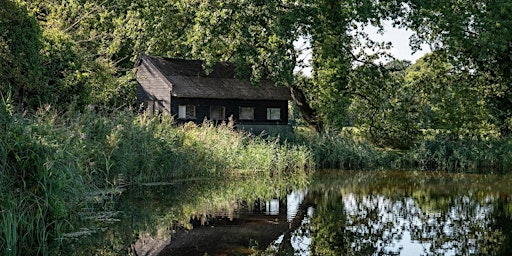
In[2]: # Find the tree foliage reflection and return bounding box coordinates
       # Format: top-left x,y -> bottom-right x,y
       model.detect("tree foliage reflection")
306,171 -> 512,256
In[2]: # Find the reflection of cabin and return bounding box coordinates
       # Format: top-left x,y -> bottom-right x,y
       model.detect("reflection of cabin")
135,54 -> 292,133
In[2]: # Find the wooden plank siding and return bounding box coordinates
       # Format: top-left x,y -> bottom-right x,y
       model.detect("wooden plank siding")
135,54 -> 293,132
136,57 -> 172,113
171,98 -> 289,125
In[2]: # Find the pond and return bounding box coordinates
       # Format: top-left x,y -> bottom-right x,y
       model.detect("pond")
64,170 -> 512,255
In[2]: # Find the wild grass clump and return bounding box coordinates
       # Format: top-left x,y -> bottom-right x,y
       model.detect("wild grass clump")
406,134 -> 512,173
172,120 -> 313,178
0,99 -> 314,255
294,127 -> 512,174
73,112 -> 314,184
295,128 -> 399,170
1,101 -> 84,255
77,110 -> 313,183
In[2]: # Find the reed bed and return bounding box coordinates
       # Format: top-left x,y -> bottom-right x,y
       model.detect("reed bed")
296,127 -> 512,173
294,128 -> 399,170
2,96 -> 510,254
0,102 -> 313,255
406,135 -> 512,173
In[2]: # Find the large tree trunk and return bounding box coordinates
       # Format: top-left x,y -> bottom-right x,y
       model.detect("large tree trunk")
289,83 -> 323,132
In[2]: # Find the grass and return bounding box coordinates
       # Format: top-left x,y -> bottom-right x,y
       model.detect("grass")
294,128 -> 401,170
1,97 -> 511,254
0,102 -> 313,255
405,134 -> 512,173
294,127 -> 512,173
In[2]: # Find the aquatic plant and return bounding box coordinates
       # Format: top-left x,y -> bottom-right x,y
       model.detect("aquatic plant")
294,126 -> 511,173
406,134 -> 512,173
0,103 -> 85,255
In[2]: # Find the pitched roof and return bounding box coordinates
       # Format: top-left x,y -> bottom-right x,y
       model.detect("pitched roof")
137,54 -> 292,101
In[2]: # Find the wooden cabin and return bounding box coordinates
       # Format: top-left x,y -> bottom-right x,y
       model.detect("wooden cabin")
135,54 -> 292,133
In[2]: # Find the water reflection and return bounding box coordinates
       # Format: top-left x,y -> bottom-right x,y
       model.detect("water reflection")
63,171 -> 512,255
302,171 -> 512,256
63,173 -> 310,255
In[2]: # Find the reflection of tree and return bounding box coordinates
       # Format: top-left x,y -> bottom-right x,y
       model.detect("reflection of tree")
305,171 -> 512,256
309,192 -> 406,255
65,173 -> 310,255
409,194 -> 506,255
491,195 -> 512,255
310,191 -> 352,255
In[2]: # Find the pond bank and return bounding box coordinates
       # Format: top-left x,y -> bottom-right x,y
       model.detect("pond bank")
1,106 -> 511,255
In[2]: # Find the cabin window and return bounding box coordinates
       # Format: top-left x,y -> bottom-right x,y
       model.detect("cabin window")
239,107 -> 255,120
267,108 -> 281,120
210,106 -> 225,120
145,100 -> 166,114
178,105 -> 196,119
156,100 -> 165,114
145,101 -> 154,114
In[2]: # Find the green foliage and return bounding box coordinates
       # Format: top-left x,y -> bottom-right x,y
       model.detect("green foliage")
60,112 -> 313,185
34,0 -> 139,109
348,60 -> 421,149
0,101 -> 84,255
294,126 -> 512,173
403,0 -> 512,134
0,0 -> 45,108
405,52 -> 496,135
407,133 -> 512,173
295,128 -> 400,170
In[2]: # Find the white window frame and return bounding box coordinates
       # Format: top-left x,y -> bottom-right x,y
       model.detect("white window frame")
267,108 -> 281,120
178,105 -> 196,119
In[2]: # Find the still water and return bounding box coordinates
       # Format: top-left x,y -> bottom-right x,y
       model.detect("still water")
67,170 -> 512,255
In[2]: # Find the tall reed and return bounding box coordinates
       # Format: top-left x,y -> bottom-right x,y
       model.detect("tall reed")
0,101 -> 86,255
295,128 -> 398,170
1,100 -> 314,254
406,134 -> 512,173
294,127 -> 511,173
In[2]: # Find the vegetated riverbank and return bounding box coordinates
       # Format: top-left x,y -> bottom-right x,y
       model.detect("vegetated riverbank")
0,103 -> 312,255
1,101 -> 511,255
298,127 -> 512,173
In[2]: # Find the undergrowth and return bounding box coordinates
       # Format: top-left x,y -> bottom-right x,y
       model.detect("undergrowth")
1,98 -> 510,255
0,103 -> 312,255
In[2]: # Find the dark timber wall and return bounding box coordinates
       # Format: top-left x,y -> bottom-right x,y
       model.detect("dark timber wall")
171,98 -> 289,125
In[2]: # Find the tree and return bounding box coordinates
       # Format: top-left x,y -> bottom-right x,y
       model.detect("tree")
405,52 -> 495,137
348,59 -> 422,149
402,0 -> 512,135
9,0 -> 509,140
15,0 -> 199,109
0,0 -> 45,109
185,0 -> 318,127
183,0 -> 399,132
